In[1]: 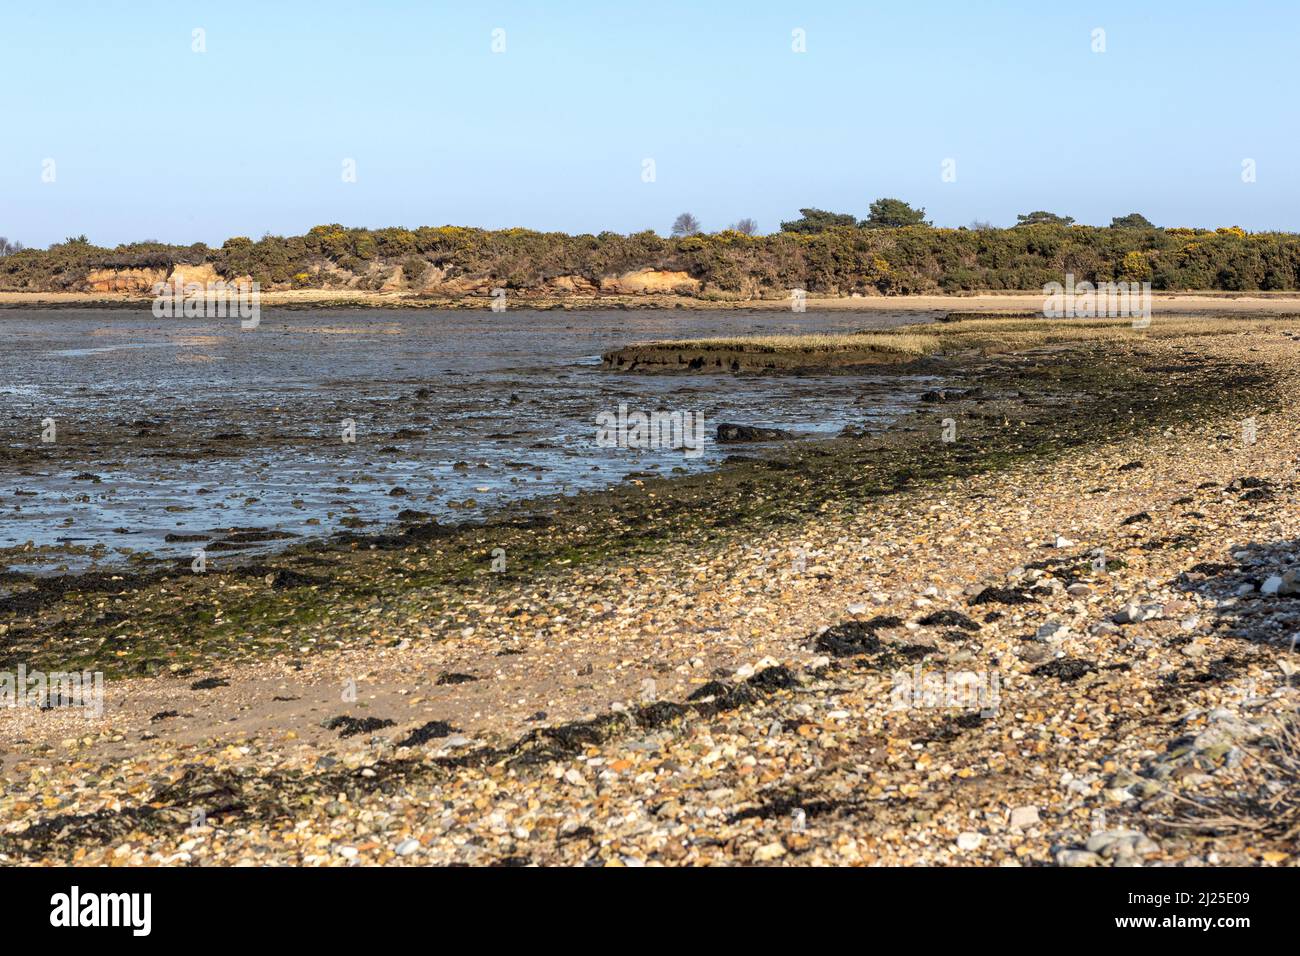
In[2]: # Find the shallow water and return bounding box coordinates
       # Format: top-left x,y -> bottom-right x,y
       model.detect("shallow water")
0,308 -> 939,572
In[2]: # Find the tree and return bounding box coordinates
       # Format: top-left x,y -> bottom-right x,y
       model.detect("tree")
779,208 -> 857,234
1015,211 -> 1074,227
670,212 -> 701,237
729,218 -> 758,235
0,237 -> 23,256
967,220 -> 995,231
1110,212 -> 1155,229
863,197 -> 930,229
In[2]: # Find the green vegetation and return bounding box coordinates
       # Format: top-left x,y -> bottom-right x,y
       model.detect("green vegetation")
1111,212 -> 1156,229
779,208 -> 859,233
5,213 -> 1300,296
1016,211 -> 1076,227
864,197 -> 930,229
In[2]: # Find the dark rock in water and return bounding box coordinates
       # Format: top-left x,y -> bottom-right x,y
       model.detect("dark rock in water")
919,387 -> 980,404
164,533 -> 208,543
324,715 -> 395,738
716,423 -> 793,443
225,529 -> 297,543
396,509 -> 433,523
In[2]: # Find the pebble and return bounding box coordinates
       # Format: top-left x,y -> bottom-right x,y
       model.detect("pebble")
1009,806 -> 1040,829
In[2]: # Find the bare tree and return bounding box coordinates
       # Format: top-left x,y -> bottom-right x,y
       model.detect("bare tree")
671,212 -> 701,237
967,220 -> 995,231
729,218 -> 758,235
0,237 -> 21,256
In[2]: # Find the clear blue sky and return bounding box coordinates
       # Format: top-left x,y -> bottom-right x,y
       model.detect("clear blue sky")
3,0 -> 1297,248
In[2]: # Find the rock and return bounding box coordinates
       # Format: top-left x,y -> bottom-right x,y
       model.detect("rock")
956,831 -> 984,850
395,838 -> 420,856
1053,535 -> 1076,548
753,842 -> 787,862
716,423 -> 794,443
1262,575 -> 1284,595
1056,849 -> 1102,867
1108,769 -> 1141,789
1113,603 -> 1161,624
1009,806 -> 1040,829
1035,620 -> 1069,642
1085,829 -> 1159,858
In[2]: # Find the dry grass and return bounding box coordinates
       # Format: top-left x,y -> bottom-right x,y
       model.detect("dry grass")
1163,715 -> 1300,841
635,332 -> 940,356
634,315 -> 1300,358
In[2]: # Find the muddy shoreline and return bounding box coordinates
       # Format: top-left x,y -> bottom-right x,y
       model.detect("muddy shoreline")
0,337 -> 1270,680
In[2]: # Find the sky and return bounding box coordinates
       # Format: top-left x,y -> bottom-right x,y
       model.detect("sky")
2,0 -> 1297,248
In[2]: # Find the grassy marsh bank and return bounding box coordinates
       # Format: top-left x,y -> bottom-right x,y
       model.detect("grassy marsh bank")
603,315 -> 1300,371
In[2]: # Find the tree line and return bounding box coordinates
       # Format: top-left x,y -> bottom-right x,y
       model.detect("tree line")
1,205 -> 1295,296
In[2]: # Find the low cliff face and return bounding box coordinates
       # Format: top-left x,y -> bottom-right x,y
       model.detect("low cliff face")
83,264 -> 255,295
85,267 -> 167,294
73,264 -> 708,299
598,269 -> 700,295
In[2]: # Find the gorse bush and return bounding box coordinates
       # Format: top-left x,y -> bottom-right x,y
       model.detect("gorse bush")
4,221 -> 1300,295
